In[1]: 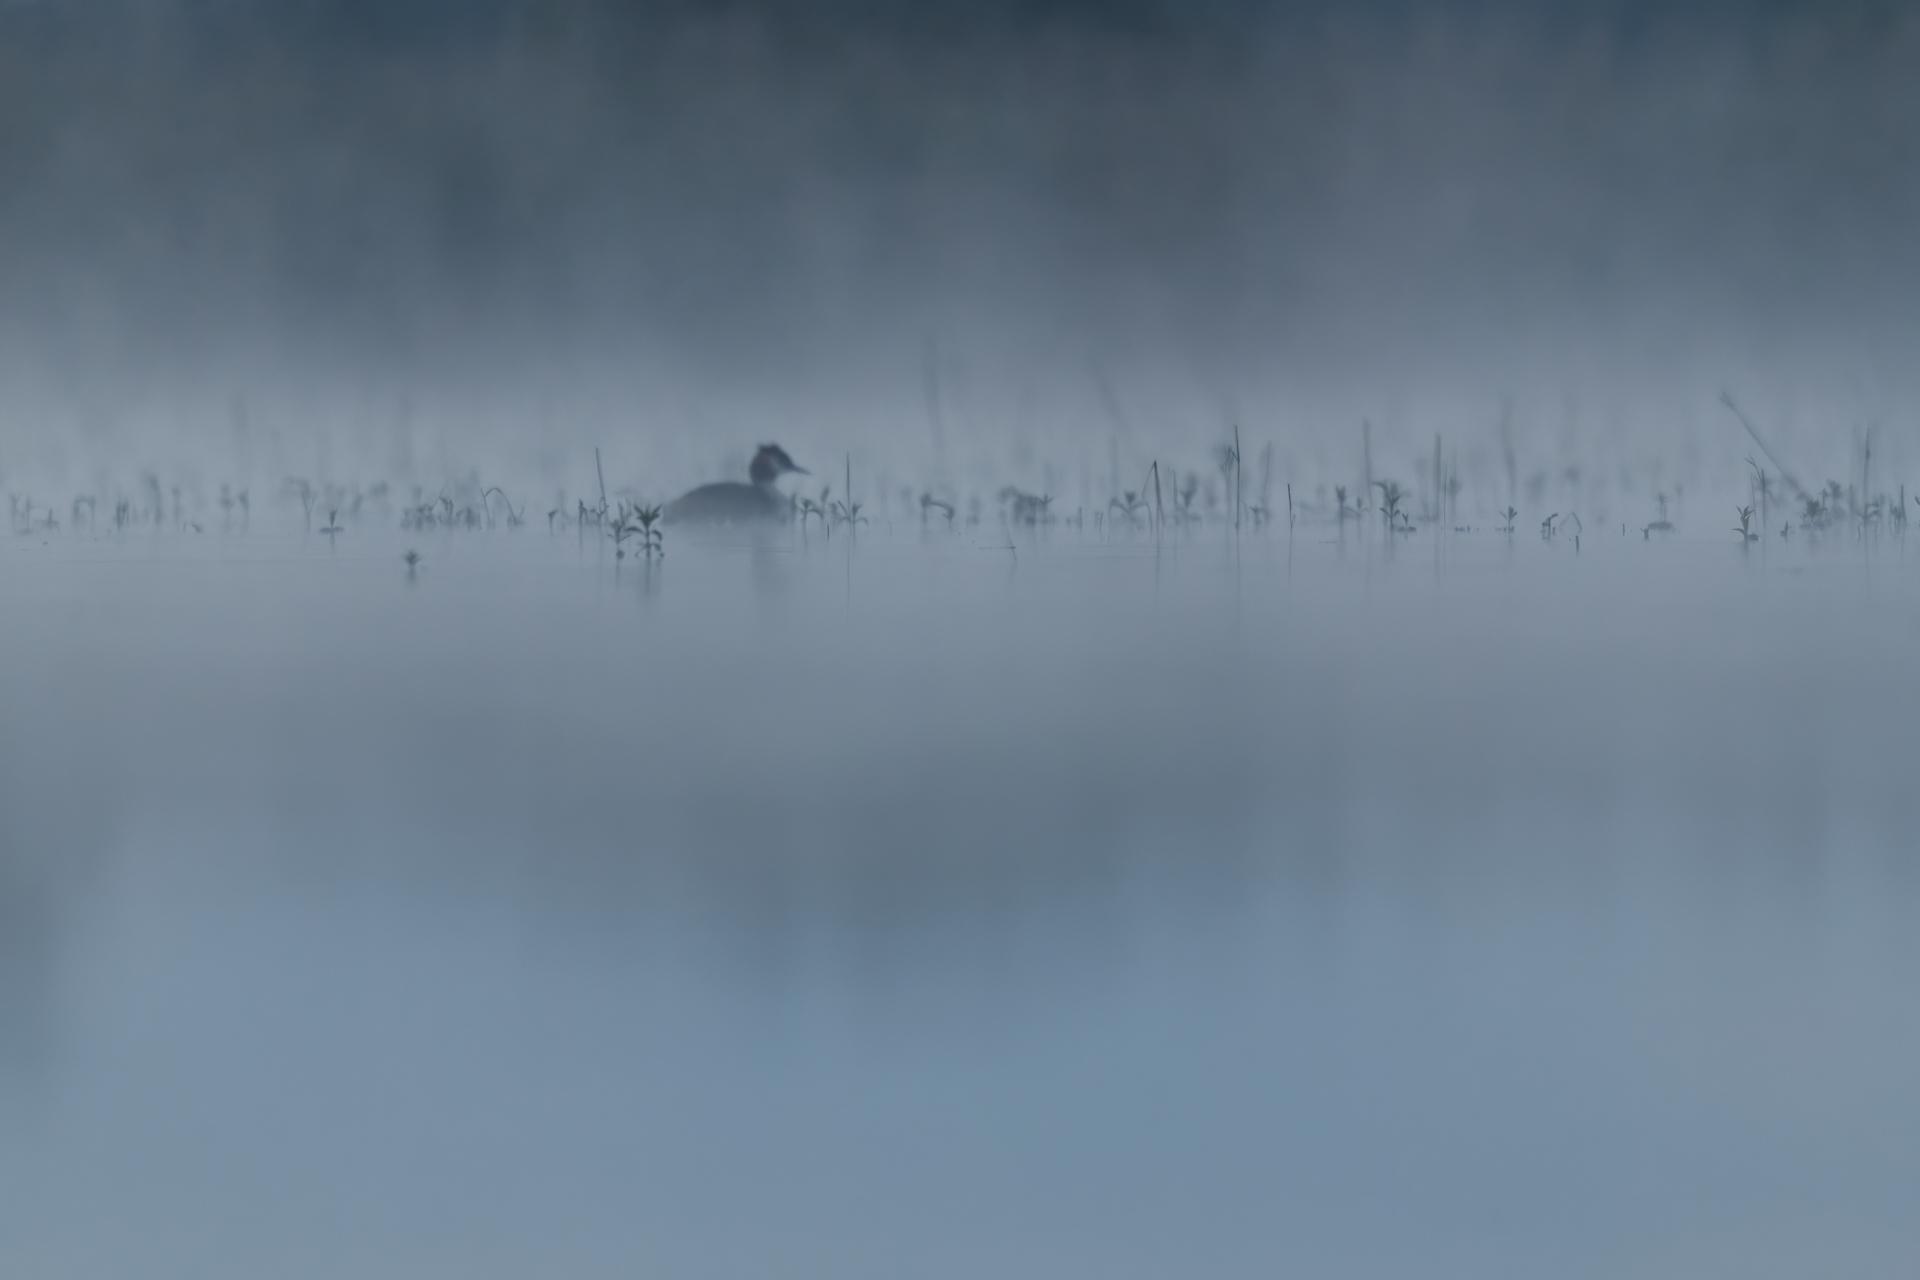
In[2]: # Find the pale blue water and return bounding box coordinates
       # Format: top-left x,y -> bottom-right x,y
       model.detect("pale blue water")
3,527 -> 1918,1277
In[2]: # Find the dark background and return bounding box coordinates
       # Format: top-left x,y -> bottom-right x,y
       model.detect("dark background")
3,0 -> 1916,469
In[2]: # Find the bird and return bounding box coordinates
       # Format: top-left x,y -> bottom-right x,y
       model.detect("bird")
663,444 -> 809,525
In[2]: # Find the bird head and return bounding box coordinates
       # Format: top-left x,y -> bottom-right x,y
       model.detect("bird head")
749,444 -> 809,486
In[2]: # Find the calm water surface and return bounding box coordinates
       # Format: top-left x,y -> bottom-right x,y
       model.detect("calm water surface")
3,527 -> 1918,1277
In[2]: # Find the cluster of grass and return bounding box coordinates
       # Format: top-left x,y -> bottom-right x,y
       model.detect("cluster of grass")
607,502 -> 665,561
13,398 -> 1916,574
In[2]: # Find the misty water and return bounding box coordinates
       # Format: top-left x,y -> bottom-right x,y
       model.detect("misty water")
3,525 -> 1917,1278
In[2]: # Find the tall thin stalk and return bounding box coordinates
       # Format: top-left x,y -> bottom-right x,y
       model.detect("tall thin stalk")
1361,419 -> 1373,549
1234,423 -> 1243,533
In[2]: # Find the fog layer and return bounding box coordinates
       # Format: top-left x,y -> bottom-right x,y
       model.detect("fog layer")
4,2 -> 1919,479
